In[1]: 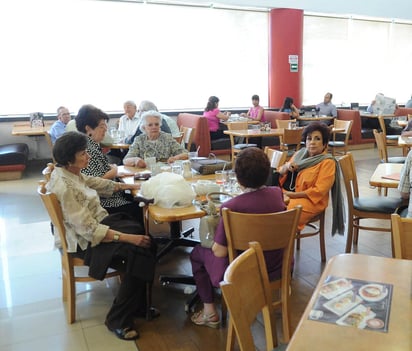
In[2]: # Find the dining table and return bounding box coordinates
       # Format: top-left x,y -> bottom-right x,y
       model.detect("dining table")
223,128 -> 284,138
369,162 -> 403,195
286,253 -> 412,351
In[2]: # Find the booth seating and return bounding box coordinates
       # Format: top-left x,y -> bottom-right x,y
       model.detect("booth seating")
0,143 -> 29,180
177,113 -> 231,157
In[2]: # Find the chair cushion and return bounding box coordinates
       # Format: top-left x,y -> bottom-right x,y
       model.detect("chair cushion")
386,135 -> 399,140
388,156 -> 406,164
0,143 -> 29,166
328,141 -> 345,147
234,143 -> 258,150
354,196 -> 403,213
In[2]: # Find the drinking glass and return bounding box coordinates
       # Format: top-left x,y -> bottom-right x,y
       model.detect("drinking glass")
144,156 -> 156,171
215,170 -> 227,191
171,163 -> 183,176
226,170 -> 237,193
188,151 -> 198,160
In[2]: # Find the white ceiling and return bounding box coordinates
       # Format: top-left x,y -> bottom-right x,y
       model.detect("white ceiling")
155,0 -> 412,21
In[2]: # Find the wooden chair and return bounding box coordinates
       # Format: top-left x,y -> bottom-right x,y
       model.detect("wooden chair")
264,147 -> 287,171
276,119 -> 296,129
180,126 -> 195,151
377,115 -> 400,147
173,132 -> 184,144
44,132 -> 56,163
227,122 -> 257,161
296,210 -> 326,262
391,213 -> 412,259
279,128 -> 303,159
373,129 -> 405,196
222,206 -> 302,347
220,242 -> 278,351
328,119 -> 353,156
38,181 -> 126,323
338,153 -> 403,254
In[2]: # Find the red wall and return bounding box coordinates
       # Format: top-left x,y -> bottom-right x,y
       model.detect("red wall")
268,8 -> 304,108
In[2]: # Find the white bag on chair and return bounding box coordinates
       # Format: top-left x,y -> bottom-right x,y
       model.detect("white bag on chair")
140,172 -> 196,208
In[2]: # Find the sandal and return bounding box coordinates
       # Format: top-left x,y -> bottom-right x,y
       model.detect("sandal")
191,310 -> 220,329
105,321 -> 140,341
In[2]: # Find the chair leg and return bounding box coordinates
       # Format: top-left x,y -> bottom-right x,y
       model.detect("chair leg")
67,265 -> 76,324
295,234 -> 301,250
221,295 -> 228,327
226,318 -> 236,351
353,218 -> 360,245
146,282 -> 153,321
319,216 -> 326,263
345,217 -> 354,254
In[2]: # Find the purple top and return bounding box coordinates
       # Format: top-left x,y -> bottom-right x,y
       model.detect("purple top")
203,108 -> 220,132
214,186 -> 286,280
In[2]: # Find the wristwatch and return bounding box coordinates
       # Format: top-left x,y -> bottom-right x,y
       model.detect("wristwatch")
113,233 -> 120,242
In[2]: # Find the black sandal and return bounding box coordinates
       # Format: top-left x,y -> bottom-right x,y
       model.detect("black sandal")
105,322 -> 140,341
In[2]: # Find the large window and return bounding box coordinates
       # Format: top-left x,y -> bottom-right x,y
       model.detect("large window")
0,0 -> 268,115
303,15 -> 412,106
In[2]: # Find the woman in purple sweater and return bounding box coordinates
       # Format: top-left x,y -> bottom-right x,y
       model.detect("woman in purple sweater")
190,147 -> 286,328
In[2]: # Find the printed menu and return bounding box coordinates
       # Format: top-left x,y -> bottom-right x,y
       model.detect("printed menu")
308,275 -> 393,333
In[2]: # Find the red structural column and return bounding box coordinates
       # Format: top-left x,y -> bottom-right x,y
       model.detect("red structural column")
268,8 -> 304,108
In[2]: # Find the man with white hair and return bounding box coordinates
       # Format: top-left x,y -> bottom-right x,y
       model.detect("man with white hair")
118,100 -> 141,142
49,106 -> 71,143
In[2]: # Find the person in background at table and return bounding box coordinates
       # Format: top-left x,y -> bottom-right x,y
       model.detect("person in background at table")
316,92 -> 337,117
49,106 -> 71,144
405,95 -> 412,109
203,96 -> 231,140
48,131 -> 156,341
75,104 -> 144,224
128,100 -> 174,144
240,94 -> 265,121
190,147 -> 286,328
118,100 -> 140,144
278,122 -> 344,233
123,110 -> 188,168
280,97 -> 300,119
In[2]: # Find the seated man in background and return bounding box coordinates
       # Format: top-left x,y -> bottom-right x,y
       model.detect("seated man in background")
316,92 -> 337,117
118,100 -> 140,144
49,106 -> 71,143
128,100 -> 175,144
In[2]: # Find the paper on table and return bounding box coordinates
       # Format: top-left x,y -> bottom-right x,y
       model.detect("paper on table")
381,173 -> 400,181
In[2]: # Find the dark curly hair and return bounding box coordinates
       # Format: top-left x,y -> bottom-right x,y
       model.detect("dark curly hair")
302,121 -> 330,146
75,104 -> 109,133
234,147 -> 270,189
53,131 -> 88,166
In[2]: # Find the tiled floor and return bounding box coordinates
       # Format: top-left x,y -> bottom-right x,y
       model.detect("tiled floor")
0,147 -> 402,350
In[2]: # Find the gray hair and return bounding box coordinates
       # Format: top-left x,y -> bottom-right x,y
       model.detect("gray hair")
124,100 -> 136,108
140,110 -> 163,132
138,100 -> 158,114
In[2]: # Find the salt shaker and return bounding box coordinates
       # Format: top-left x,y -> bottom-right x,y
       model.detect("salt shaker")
182,160 -> 192,178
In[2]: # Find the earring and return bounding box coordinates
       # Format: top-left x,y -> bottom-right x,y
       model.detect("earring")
88,133 -> 92,137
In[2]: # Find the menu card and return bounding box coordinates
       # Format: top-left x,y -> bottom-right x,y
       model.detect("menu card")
308,275 -> 393,333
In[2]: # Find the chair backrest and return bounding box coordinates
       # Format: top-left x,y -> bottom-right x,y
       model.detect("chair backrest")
220,241 -> 276,351
377,115 -> 387,136
408,114 -> 412,122
179,126 -> 195,151
373,129 -> 389,163
282,128 -> 303,150
222,206 -> 301,279
264,147 -> 287,170
337,153 -> 359,209
38,181 -> 70,254
391,213 -> 412,259
334,119 -> 353,142
227,122 -> 248,131
276,119 -> 296,129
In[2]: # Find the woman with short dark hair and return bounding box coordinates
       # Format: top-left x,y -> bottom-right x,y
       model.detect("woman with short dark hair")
278,121 -> 343,232
49,131 -> 157,341
190,147 -> 286,328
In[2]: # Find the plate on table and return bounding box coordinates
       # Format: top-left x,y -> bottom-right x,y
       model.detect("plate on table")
359,284 -> 388,302
190,157 -> 208,161
323,290 -> 362,316
319,278 -> 353,300
336,304 -> 376,329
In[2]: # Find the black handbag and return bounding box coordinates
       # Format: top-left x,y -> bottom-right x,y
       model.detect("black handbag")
191,153 -> 232,175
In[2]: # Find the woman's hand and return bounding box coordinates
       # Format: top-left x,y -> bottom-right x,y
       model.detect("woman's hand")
280,161 -> 298,174
127,234 -> 151,248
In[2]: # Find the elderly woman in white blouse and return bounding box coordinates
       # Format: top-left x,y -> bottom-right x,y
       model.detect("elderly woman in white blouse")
123,110 -> 188,168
